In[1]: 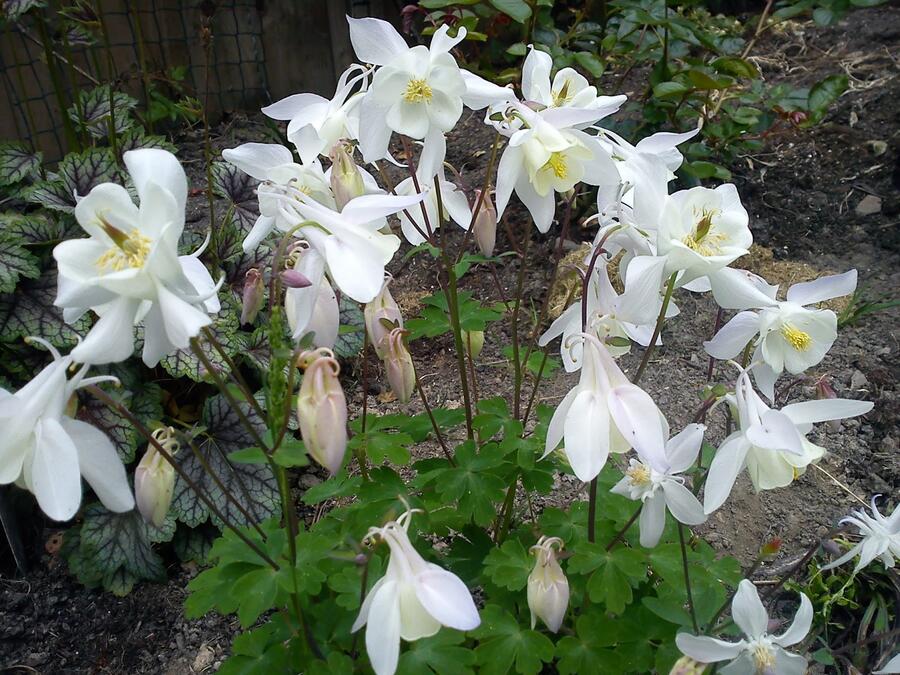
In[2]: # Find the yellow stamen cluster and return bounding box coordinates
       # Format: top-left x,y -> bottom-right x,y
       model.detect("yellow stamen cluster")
545,152 -> 568,179
751,644 -> 775,673
780,324 -> 812,351
551,80 -> 573,107
681,231 -> 726,257
627,463 -> 651,486
403,78 -> 433,103
96,229 -> 152,272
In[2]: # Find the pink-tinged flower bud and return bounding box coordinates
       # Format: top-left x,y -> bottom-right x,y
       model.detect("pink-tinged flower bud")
462,330 -> 485,360
135,428 -> 178,528
329,142 -> 366,211
527,536 -> 569,633
760,537 -> 782,558
296,349 -> 347,474
383,328 -> 415,404
364,276 -> 403,359
241,268 -> 264,326
281,269 -> 313,289
669,656 -> 707,674
472,189 -> 497,257
816,375 -> 841,431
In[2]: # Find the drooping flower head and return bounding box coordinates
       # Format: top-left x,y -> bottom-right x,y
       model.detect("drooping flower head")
296,348 -> 347,474
527,536 -> 569,632
820,496 -> 900,574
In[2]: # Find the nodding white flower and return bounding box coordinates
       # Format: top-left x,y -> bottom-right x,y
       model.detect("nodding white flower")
348,17 -> 512,171
611,423 -> 707,548
275,189 -> 426,303
539,255 -> 670,371
0,339 -> 134,521
365,275 -> 403,359
284,243 -> 339,349
521,45 -> 626,117
495,104 -> 619,233
261,64 -> 370,164
706,268 -> 857,400
353,507 -> 480,675
394,170 -> 471,246
383,328 -> 416,404
296,349 -> 347,474
134,427 -> 178,528
820,497 -> 900,574
527,536 -> 569,633
656,184 -> 752,286
543,333 -> 664,482
703,366 -> 873,514
676,579 -> 812,675
222,143 -> 336,252
53,149 -> 220,367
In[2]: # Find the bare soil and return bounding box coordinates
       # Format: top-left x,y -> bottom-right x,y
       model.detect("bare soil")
1,5 -> 898,673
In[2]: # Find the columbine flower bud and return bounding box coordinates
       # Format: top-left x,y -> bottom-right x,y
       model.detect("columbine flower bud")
134,427 -> 178,528
364,275 -> 403,359
240,268 -> 264,326
296,349 -> 347,474
668,656 -> 707,675
472,189 -> 497,257
462,330 -> 485,360
329,142 -> 366,211
527,536 -> 569,633
281,269 -> 313,289
815,375 -> 842,432
384,328 -> 415,404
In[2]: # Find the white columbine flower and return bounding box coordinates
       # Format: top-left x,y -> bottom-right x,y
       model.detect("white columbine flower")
275,190 -> 426,303
284,243 -> 339,348
527,536 -> 569,633
656,183 -> 752,286
349,17 -> 512,176
353,507 -> 480,675
0,339 -> 134,521
521,45 -> 626,116
495,104 -> 619,232
222,143 -> 336,252
539,254 -> 669,371
703,366 -> 873,514
611,423 -> 707,548
676,579 -> 812,675
706,268 -> 857,400
53,149 -> 220,367
820,497 -> 900,574
261,63 -> 370,164
543,333 -> 664,482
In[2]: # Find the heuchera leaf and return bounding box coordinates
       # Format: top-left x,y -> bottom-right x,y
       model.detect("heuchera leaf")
334,296 -> 364,358
0,233 -> 40,293
0,142 -> 42,186
170,395 -> 279,529
0,211 -> 79,244
0,269 -> 91,346
76,381 -> 163,463
28,148 -> 119,212
2,0 -> 45,20
67,85 -> 137,139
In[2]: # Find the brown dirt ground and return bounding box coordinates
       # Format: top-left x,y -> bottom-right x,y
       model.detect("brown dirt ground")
1,5 -> 898,673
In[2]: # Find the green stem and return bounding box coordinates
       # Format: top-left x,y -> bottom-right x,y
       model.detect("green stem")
606,504 -> 642,551
511,231 -> 531,420
632,272 -> 677,385
678,523 -> 700,633
202,326 -> 267,421
411,350 -> 456,466
494,474 -> 519,544
587,477 -> 598,543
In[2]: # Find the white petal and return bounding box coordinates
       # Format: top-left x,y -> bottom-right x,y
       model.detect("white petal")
414,565 -> 480,630
662,481 -> 706,525
731,579 -> 768,638
155,282 -> 212,352
140,303 -> 173,367
73,183 -> 140,240
418,128 -> 446,183
62,418 -> 134,512
563,390 -> 610,482
540,106 -> 608,128
786,269 -> 856,306
709,267 -> 779,310
494,144 -> 522,219
261,92 -> 328,120
29,418 -> 82,522
123,149 -> 187,223
71,297 -> 139,365
399,581 -> 442,640
323,234 -> 392,304
341,192 -> 428,227
357,96 -> 394,164
179,255 -> 221,313
608,384 -> 666,467
752,361 -> 778,402
515,173 -> 555,233
780,398 -> 873,425
442,182 -> 472,230
772,648 -> 809,675
460,70 -> 515,109
665,423 -> 705,474
874,653 -> 900,674
675,633 -> 745,663
703,435 -> 750,514
639,492 -> 667,548
352,574 -> 388,632
542,387 -> 578,459
347,16 -> 408,66
430,23 -> 466,54
704,311 -> 760,360
364,580 -> 402,675
617,255 -> 668,325
772,592 -> 812,647
222,143 -> 293,181
746,410 -> 805,455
